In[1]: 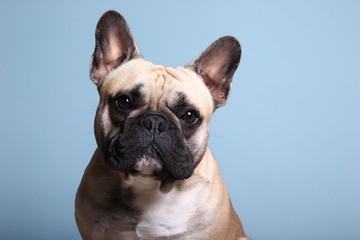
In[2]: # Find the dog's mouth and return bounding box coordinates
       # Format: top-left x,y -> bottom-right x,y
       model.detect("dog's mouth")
106,141 -> 171,179
105,142 -> 178,193
125,146 -> 165,177
105,133 -> 195,181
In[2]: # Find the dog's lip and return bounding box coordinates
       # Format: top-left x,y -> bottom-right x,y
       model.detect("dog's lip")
108,144 -> 166,177
133,156 -> 163,174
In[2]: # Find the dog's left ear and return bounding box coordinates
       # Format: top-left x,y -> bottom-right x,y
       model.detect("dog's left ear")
187,36 -> 241,108
90,11 -> 140,86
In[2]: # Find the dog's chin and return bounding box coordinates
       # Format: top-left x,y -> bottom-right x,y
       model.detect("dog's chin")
131,156 -> 164,177
105,150 -> 166,178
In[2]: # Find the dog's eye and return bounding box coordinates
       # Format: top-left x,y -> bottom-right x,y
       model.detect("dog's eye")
116,95 -> 132,110
181,110 -> 199,124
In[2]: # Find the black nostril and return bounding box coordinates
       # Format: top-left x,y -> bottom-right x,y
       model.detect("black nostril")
158,121 -> 166,132
141,112 -> 169,134
142,118 -> 152,130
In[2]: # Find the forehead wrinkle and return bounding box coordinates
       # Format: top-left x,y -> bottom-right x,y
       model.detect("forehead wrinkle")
159,70 -> 183,108
148,69 -> 166,110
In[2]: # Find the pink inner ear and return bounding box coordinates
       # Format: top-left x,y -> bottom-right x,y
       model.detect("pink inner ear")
107,32 -> 124,63
203,55 -> 228,83
201,71 -> 228,108
102,33 -> 126,73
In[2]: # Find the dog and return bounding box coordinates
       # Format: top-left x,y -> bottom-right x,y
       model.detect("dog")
75,10 -> 250,240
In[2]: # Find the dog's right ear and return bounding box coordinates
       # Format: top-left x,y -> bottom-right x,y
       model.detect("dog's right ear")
90,11 -> 140,86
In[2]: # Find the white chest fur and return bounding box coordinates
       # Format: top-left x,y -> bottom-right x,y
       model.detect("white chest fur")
124,175 -> 207,239
136,189 -> 195,239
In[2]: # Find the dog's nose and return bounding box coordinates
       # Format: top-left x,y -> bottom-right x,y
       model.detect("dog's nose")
141,112 -> 169,134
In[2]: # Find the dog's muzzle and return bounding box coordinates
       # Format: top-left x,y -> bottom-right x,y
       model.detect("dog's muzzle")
105,111 -> 195,180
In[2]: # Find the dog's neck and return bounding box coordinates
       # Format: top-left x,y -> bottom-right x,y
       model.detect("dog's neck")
119,172 -> 163,209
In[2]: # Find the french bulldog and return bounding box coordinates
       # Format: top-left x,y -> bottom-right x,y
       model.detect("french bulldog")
75,10 -> 250,240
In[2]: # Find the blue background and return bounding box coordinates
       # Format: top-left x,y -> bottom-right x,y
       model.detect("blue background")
1,1 -> 359,239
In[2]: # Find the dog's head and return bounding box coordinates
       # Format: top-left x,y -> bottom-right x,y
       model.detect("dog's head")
90,11 -> 241,182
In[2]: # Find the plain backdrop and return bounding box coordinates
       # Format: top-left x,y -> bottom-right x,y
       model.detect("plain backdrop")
1,1 -> 359,239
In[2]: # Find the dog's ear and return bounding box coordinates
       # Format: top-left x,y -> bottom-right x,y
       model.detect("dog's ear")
90,11 -> 140,86
187,36 -> 241,108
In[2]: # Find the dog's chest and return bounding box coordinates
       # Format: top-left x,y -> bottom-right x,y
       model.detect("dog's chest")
135,191 -> 195,239
122,178 -> 205,239
128,186 -> 197,239
87,186 -> 203,240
